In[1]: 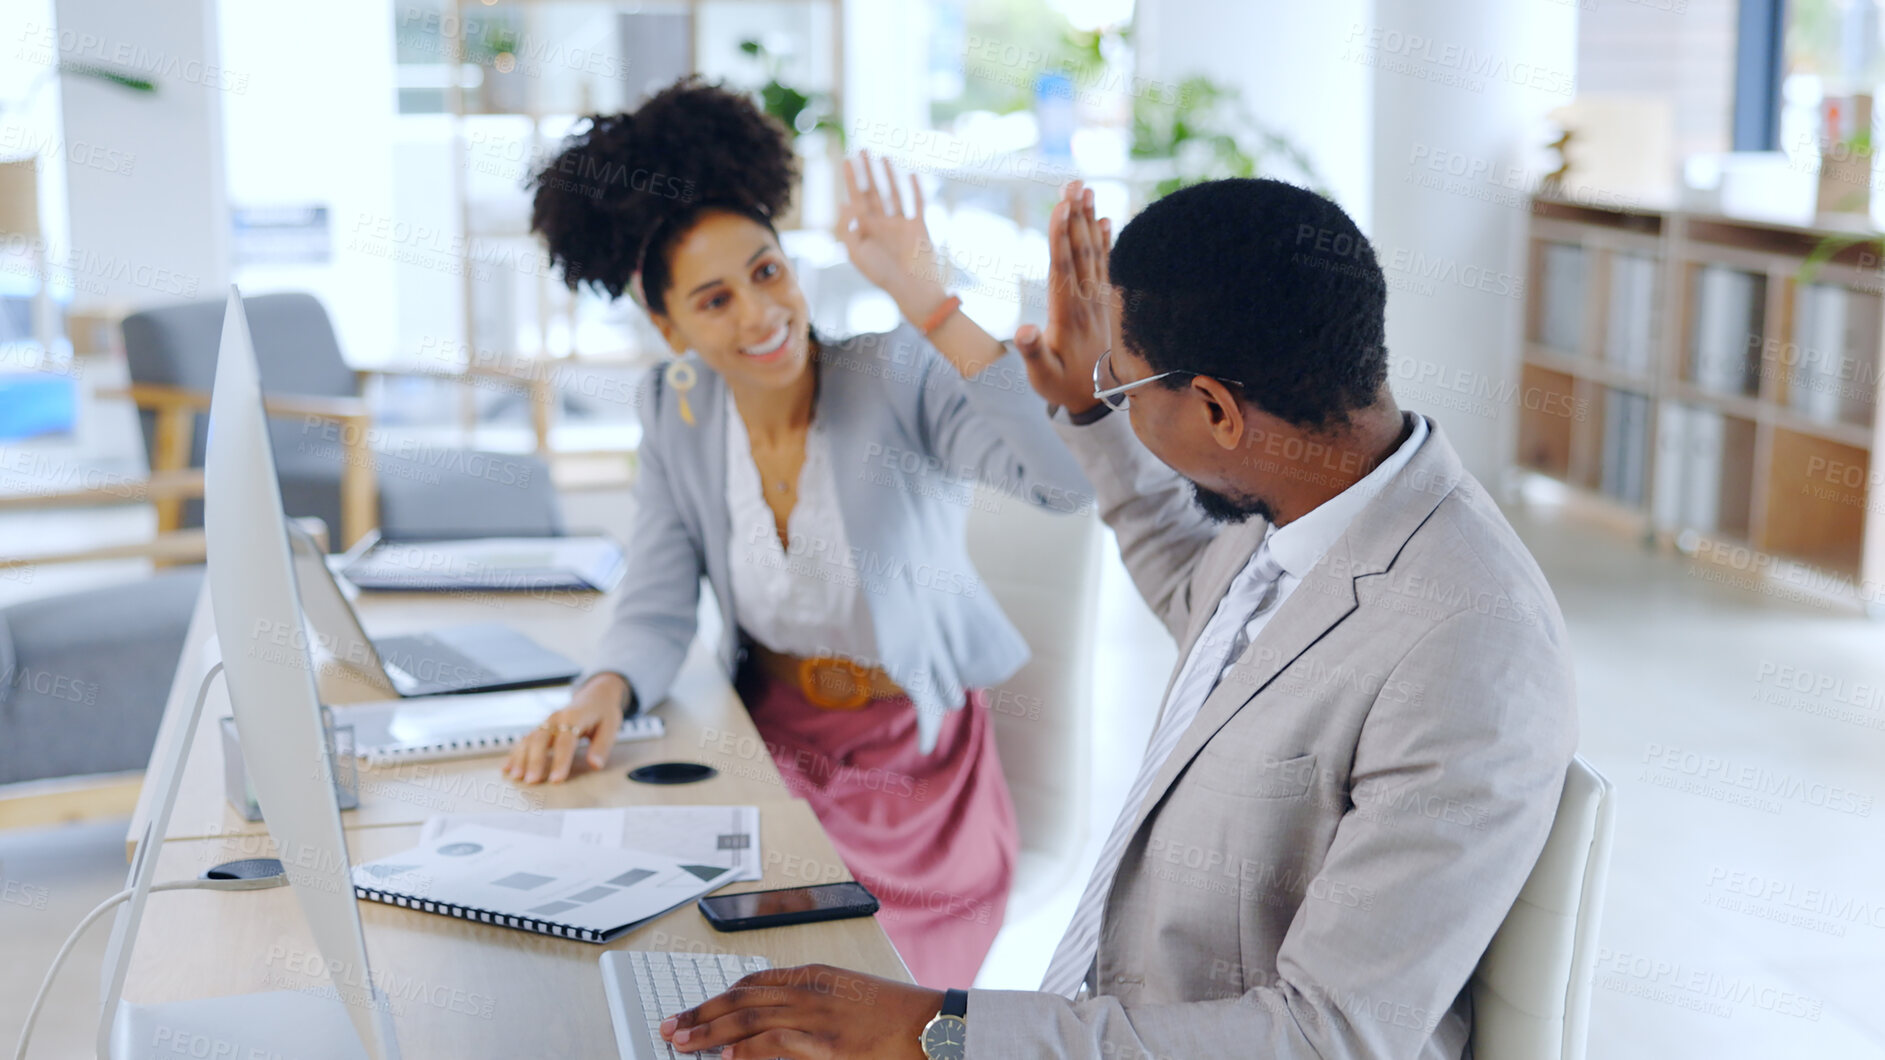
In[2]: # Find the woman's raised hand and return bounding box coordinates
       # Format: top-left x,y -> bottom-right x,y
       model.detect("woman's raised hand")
835,150 -> 946,309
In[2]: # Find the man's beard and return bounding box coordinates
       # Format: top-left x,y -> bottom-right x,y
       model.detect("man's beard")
1190,481 -> 1274,524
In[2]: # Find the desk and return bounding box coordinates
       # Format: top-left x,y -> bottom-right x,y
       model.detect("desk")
128,584 -> 798,859
121,582 -> 910,1056
127,806 -> 905,1057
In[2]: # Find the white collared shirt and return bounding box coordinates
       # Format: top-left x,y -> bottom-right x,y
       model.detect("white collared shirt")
1160,414 -> 1429,734
725,390 -> 880,661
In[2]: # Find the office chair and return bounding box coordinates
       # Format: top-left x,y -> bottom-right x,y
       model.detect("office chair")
1469,755 -> 1616,1060
963,486 -> 1104,916
117,292 -> 564,549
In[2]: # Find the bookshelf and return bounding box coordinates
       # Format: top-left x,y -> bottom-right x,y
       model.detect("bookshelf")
1517,197 -> 1885,598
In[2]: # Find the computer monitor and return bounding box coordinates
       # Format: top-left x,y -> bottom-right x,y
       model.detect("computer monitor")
96,288 -> 401,1059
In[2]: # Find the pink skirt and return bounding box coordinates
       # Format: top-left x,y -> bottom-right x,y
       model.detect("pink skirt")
737,668 -> 1018,988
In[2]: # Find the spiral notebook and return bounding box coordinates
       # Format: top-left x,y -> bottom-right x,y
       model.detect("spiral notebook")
351,824 -> 738,943
335,689 -> 665,765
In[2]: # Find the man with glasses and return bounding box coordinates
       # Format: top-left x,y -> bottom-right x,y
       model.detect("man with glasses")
657,177 -> 1577,1060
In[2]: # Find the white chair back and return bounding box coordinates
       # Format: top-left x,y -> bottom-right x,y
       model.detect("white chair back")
964,488 -> 1103,914
1469,755 -> 1616,1060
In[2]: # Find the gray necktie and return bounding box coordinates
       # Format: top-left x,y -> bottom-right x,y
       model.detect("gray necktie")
1040,543 -> 1285,998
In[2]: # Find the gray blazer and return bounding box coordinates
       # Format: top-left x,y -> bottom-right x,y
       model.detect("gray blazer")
967,411 -> 1578,1059
579,323 -> 1092,753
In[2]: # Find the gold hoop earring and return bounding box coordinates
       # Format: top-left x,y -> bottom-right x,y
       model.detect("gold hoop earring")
665,358 -> 698,426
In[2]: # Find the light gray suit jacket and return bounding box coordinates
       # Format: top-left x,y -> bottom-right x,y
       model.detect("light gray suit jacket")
577,323 -> 1092,752
968,411 -> 1577,1059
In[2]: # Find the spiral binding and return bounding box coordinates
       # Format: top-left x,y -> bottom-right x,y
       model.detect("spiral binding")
360,715 -> 665,767
353,883 -> 607,943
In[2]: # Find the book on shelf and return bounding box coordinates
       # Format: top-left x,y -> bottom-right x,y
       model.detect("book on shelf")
1792,283 -> 1846,424
1604,254 -> 1657,376
1539,243 -> 1587,354
1651,402 -> 1689,530
1791,283 -> 1881,427
1654,401 -> 1727,534
1600,389 -> 1651,506
1689,265 -> 1762,396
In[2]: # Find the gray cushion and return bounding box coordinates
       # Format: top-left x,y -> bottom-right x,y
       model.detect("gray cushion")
122,292 -> 358,397
120,292 -> 565,544
0,567 -> 204,786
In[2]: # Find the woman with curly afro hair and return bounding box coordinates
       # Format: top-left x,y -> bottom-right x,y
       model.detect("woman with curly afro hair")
502,77 -> 1093,987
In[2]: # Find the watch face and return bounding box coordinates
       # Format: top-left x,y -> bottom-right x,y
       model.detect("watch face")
921,1014 -> 967,1060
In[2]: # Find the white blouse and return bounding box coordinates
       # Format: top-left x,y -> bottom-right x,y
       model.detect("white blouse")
724,390 -> 880,662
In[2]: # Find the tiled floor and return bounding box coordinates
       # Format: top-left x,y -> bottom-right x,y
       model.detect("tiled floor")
4,495 -> 1884,1057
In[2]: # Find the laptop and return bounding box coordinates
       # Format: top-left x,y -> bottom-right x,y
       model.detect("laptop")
287,523 -> 582,697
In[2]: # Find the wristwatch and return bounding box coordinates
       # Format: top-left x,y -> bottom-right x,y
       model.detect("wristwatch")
919,988 -> 968,1060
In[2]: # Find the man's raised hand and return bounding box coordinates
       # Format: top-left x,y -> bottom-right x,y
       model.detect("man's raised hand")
1013,180 -> 1117,415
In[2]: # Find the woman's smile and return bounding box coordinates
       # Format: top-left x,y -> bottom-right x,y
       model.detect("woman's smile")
739,321 -> 793,363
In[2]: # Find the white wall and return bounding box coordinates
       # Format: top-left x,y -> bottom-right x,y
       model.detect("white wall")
219,0 -> 400,366
52,0 -> 228,309
1138,0 -> 1575,484
1367,0 -> 1578,484
1578,0 -> 1735,161
844,0 -> 929,149
0,0 -> 69,303
1133,0 -> 1375,229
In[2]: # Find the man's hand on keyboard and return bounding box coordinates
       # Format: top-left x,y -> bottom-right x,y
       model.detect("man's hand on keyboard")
659,963 -> 942,1060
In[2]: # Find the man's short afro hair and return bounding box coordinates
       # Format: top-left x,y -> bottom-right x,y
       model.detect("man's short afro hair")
529,77 -> 798,315
1109,178 -> 1388,432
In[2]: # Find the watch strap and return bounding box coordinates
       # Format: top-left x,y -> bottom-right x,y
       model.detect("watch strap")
941,988 -> 968,1018
1063,402 -> 1113,426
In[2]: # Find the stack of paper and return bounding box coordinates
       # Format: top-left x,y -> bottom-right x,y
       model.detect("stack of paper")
419,806 -> 764,882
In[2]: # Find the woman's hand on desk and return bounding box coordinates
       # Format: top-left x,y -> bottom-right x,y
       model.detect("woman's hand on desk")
502,673 -> 630,784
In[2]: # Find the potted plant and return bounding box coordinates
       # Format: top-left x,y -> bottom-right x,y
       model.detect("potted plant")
739,38 -> 844,230
1131,74 -> 1323,200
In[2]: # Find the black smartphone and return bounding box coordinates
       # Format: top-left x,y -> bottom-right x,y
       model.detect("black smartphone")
698,882 -> 880,932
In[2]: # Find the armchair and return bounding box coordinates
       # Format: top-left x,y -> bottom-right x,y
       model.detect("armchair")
114,292 -> 564,549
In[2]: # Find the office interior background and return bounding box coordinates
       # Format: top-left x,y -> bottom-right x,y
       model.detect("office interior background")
1,0 -> 1882,1056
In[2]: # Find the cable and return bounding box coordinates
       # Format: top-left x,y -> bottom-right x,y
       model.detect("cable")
12,873 -> 286,1060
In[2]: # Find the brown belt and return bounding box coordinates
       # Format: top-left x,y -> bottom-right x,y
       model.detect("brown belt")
746,643 -> 904,710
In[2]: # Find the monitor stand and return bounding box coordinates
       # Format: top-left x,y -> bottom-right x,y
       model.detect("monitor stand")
110,992 -> 377,1060
97,663 -> 397,1060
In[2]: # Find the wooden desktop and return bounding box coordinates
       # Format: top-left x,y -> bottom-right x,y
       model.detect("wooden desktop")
121,577 -> 910,1057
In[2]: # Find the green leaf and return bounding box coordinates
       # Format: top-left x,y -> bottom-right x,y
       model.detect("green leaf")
57,62 -> 156,93
1800,232 -> 1880,284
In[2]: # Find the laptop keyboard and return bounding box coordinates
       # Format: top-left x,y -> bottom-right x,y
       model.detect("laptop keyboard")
611,950 -> 770,1059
